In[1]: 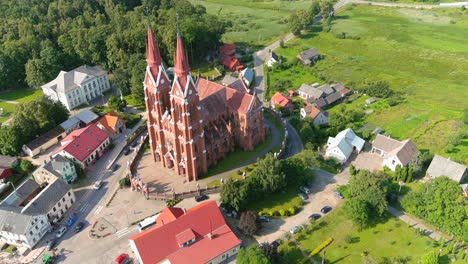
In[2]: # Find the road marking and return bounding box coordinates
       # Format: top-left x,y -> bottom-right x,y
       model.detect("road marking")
115,228 -> 130,238
94,205 -> 104,215
79,203 -> 91,213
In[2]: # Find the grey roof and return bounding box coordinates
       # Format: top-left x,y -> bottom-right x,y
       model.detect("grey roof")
1,179 -> 40,207
59,116 -> 80,130
75,109 -> 99,125
221,74 -> 238,86
318,84 -> 335,96
39,155 -> 71,179
25,126 -> 65,151
41,65 -> 106,94
0,155 -> 17,168
229,80 -> 249,93
324,91 -> 342,105
331,83 -> 346,92
426,155 -> 467,183
298,84 -> 324,99
22,179 -> 71,215
240,68 -> 254,83
271,52 -> 279,61
0,206 -> 34,234
297,48 -> 319,61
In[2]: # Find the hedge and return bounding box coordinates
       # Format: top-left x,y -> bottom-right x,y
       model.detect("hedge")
309,237 -> 333,257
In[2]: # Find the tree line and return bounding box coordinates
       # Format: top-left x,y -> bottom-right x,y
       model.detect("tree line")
0,0 -> 225,101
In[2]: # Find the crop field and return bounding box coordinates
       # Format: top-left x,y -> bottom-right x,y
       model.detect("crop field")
188,0 -> 309,46
272,5 -> 468,163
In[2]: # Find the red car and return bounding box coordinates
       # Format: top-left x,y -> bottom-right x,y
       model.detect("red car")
115,253 -> 130,264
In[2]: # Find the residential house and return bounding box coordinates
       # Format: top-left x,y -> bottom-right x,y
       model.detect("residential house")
266,52 -> 280,67
0,155 -> 17,180
0,178 -> 75,249
270,92 -> 294,112
296,48 -> 320,65
22,127 -> 66,158
325,128 -> 365,164
0,168 -> 12,180
129,201 -> 241,264
59,109 -> 100,135
33,155 -> 78,184
221,74 -> 250,94
222,56 -> 243,72
41,65 -> 110,110
426,155 -> 467,183
298,83 -> 352,108
240,67 -> 254,88
96,111 -> 126,140
53,124 -> 110,169
300,103 -> 329,126
371,134 -> 418,171
219,44 -> 236,57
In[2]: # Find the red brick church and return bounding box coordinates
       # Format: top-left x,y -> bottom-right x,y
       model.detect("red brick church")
143,26 -> 265,181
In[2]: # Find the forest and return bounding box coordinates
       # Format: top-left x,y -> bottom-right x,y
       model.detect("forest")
0,0 -> 225,100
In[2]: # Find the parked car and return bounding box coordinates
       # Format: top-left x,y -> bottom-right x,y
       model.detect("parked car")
308,213 -> 321,220
300,186 -> 311,194
334,191 -> 344,199
123,148 -> 131,156
94,180 -> 103,190
115,253 -> 131,264
289,226 -> 302,234
194,194 -> 208,202
321,206 -> 332,214
65,213 -> 78,227
75,222 -> 84,232
298,192 -> 308,200
258,216 -> 270,222
47,239 -> 57,251
111,164 -> 120,172
56,226 -> 67,238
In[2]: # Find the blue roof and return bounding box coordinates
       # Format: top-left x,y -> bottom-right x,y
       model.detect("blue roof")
241,68 -> 254,83
75,109 -> 99,124
60,116 -> 80,130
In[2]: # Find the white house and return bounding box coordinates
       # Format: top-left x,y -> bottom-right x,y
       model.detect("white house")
240,67 -> 254,88
33,155 -> 78,184
300,103 -> 329,126
371,134 -> 418,171
266,52 -> 280,67
0,178 -> 75,249
325,128 -> 365,164
41,65 -> 110,110
426,155 -> 467,183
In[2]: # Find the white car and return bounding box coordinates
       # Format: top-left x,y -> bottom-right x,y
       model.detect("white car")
56,226 -> 67,238
94,180 -> 103,190
300,186 -> 311,194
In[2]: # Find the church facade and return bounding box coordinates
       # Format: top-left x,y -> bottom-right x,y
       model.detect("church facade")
143,26 -> 265,181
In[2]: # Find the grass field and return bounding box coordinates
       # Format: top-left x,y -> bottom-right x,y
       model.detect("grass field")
188,0 -> 309,46
282,207 -> 466,263
272,5 -> 468,164
0,88 -> 43,123
0,102 -> 16,123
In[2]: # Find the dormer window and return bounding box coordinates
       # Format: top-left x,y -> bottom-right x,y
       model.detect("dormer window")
176,228 -> 197,248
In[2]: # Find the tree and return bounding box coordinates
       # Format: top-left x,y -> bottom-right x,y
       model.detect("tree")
238,211 -> 260,236
408,151 -> 423,175
361,80 -> 393,98
421,251 -> 439,264
344,170 -> 390,228
251,153 -> 286,194
259,242 -> 278,262
107,96 -> 127,111
220,179 -> 248,212
288,9 -> 311,36
310,1 -> 321,17
237,245 -> 270,264
319,0 -> 334,19
0,126 -> 22,156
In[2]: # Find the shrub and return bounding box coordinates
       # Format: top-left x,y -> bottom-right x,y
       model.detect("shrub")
268,211 -> 274,217
289,207 -> 295,215
273,211 -> 280,217
119,177 -> 130,188
344,235 -> 353,244
309,238 -> 333,257
279,209 -> 286,216
166,198 -> 182,207
237,170 -> 242,175
18,159 -> 32,172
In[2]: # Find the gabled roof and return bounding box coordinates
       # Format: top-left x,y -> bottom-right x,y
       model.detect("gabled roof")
327,128 -> 365,157
25,126 -> 65,151
324,91 -> 342,105
271,52 -> 279,62
303,104 -> 324,119
222,56 -> 241,70
54,124 -> 109,162
22,179 -> 71,215
0,155 -> 17,168
426,155 -> 467,183
156,207 -> 185,226
59,116 -> 80,131
75,109 -> 99,125
0,206 -> 35,235
129,201 -> 240,264
373,135 -> 418,166
297,48 -> 319,60
96,111 -> 124,134
1,179 -> 40,207
373,134 -> 404,153
271,92 -> 292,108
240,67 -> 254,83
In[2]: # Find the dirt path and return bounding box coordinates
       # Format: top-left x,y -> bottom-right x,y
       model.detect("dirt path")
0,99 -> 19,104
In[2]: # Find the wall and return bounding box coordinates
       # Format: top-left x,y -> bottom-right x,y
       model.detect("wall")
0,214 -> 50,249
47,190 -> 75,224
207,244 -> 240,264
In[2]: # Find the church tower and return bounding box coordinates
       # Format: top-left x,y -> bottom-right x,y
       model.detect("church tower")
169,32 -> 207,181
143,25 -> 171,165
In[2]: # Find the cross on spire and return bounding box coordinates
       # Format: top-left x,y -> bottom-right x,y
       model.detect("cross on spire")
176,13 -> 180,36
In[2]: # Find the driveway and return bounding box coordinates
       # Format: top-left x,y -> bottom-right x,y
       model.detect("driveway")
255,168 -> 351,244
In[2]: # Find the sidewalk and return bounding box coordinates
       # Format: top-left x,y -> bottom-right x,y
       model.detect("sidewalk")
387,206 -> 448,241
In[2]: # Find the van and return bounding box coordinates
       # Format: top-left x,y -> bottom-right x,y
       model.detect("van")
138,214 -> 159,232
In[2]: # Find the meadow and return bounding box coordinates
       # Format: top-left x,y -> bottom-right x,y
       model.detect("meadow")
271,5 -> 468,163
188,0 -> 310,46
280,207 -> 467,263
0,88 -> 43,122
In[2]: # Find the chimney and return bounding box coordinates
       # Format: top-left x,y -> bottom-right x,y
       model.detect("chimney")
207,219 -> 213,240
160,219 -> 164,225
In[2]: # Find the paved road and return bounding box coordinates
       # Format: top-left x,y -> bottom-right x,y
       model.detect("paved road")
283,120 -> 304,158
352,0 -> 467,9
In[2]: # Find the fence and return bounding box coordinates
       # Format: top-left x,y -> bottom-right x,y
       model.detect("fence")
147,186 -> 222,201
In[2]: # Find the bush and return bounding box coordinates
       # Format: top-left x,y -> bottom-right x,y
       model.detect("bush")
166,198 -> 182,207
18,159 -> 32,172
119,177 -> 130,188
309,238 -> 333,257
279,209 -> 286,216
289,207 -> 295,215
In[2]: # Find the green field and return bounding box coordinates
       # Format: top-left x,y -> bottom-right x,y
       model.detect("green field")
188,0 -> 309,46
0,88 -> 43,103
281,206 -> 466,263
272,5 -> 468,164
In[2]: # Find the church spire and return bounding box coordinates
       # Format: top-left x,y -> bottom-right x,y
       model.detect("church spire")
146,24 -> 162,68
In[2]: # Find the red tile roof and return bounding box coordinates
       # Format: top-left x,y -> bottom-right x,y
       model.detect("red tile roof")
54,124 -> 109,162
96,111 -> 124,134
0,167 -> 12,180
129,201 -> 240,264
156,207 -> 185,226
219,44 -> 236,57
304,104 -> 322,119
271,92 -> 292,108
175,228 -> 197,245
222,57 -> 242,71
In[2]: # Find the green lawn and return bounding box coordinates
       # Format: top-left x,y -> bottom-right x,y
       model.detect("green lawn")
0,88 -> 43,103
282,206 -> 466,263
188,0 -> 310,46
0,102 -> 16,123
273,5 -> 468,164
245,182 -> 305,215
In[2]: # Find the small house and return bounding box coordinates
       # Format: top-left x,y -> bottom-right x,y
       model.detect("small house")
300,104 -> 329,126
240,67 -> 254,87
266,52 -> 280,67
426,155 -> 467,183
296,48 -> 320,66
270,92 -> 294,112
22,126 -> 67,158
371,135 -> 418,171
325,128 -> 365,164
96,111 -> 126,140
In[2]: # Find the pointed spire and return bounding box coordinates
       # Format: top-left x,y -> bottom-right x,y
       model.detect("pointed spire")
173,32 -> 191,87
146,24 -> 162,68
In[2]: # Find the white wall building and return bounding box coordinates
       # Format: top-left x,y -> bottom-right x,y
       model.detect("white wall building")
33,155 -> 78,184
371,134 -> 418,171
41,65 -> 110,110
325,128 -> 365,164
0,211 -> 50,249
